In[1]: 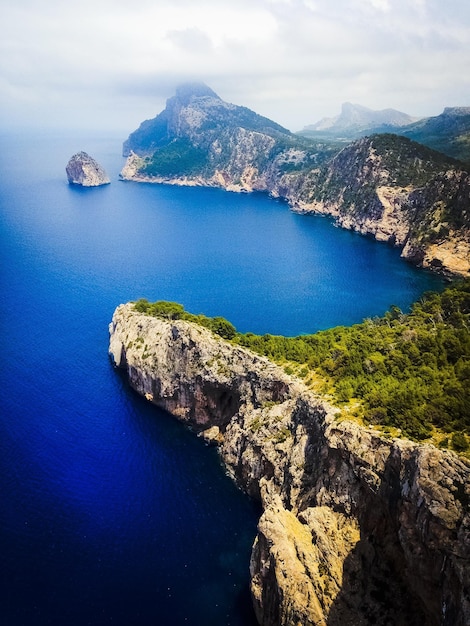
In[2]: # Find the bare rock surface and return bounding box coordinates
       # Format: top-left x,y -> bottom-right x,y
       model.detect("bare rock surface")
109,304 -> 470,626
66,151 -> 110,187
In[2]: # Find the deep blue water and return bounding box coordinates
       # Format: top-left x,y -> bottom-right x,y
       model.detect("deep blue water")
0,131 -> 444,625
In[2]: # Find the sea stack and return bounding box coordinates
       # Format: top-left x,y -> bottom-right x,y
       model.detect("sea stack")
66,152 -> 110,187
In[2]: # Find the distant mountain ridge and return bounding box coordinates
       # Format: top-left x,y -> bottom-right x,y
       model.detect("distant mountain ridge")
299,104 -> 470,163
121,82 -> 470,278
302,102 -> 419,133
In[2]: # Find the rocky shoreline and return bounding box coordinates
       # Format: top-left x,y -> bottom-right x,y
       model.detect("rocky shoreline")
109,303 -> 470,626
118,84 -> 470,280
120,151 -> 470,279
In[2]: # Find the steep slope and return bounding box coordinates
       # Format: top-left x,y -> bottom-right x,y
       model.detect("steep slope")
287,134 -> 470,276
400,107 -> 470,164
120,82 -> 340,190
109,303 -> 470,626
120,85 -> 470,277
123,82 -> 292,157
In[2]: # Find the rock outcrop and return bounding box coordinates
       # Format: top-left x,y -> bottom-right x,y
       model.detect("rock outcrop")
66,151 -> 110,187
120,84 -> 470,278
109,303 -> 470,626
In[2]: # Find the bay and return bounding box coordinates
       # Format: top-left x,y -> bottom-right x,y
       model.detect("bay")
0,131 -> 444,625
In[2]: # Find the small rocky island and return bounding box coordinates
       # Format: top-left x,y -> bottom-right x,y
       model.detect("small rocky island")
66,151 -> 110,187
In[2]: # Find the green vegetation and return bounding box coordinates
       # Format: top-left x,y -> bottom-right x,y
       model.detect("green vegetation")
368,134 -> 461,186
133,281 -> 470,447
142,138 -> 208,177
133,299 -> 236,340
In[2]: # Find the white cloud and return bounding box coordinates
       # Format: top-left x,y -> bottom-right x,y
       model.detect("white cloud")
0,0 -> 469,132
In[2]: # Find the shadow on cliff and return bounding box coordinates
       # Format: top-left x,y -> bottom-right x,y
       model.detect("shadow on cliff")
325,532 -> 426,626
322,444 -> 457,626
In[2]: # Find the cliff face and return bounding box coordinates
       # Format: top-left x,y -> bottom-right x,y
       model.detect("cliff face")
65,151 -> 110,187
120,85 -> 469,278
109,304 -> 470,626
288,137 -> 470,277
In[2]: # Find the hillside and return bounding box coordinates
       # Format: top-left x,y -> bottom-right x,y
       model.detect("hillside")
120,84 -> 470,278
299,105 -> 470,164
399,107 -> 470,164
132,281 -> 470,446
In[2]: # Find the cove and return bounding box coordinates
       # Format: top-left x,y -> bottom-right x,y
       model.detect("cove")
0,131 -> 444,625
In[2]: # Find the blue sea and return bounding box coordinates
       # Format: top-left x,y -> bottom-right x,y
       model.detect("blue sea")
0,131 -> 444,625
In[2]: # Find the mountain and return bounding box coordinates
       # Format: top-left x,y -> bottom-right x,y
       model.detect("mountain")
121,84 -> 470,278
123,81 -> 293,157
299,105 -> 470,164
300,102 -> 419,135
398,107 -> 470,163
121,81 -> 340,183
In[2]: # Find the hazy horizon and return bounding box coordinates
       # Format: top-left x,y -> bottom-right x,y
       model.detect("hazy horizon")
1,0 -> 469,135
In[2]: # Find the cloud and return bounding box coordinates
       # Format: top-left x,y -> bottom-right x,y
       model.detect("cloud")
0,0 -> 469,132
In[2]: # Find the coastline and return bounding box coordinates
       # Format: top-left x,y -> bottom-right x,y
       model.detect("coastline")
109,304 -> 470,626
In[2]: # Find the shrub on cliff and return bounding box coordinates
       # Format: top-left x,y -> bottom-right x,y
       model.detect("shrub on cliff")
133,299 -> 236,340
133,281 -> 470,444
235,280 -> 470,442
142,138 -> 208,177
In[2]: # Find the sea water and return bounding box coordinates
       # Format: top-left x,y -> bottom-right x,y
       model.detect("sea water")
0,131 -> 444,625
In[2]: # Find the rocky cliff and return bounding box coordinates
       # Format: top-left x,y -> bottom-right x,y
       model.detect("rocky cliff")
120,84 -> 470,278
66,151 -> 110,187
109,303 -> 470,626
288,136 -> 470,277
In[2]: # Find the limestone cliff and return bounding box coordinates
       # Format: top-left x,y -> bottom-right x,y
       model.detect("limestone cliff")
120,84 -> 469,278
289,136 -> 470,277
66,151 -> 110,187
109,303 -> 470,626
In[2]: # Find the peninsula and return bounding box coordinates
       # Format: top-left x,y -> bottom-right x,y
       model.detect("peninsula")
109,300 -> 469,626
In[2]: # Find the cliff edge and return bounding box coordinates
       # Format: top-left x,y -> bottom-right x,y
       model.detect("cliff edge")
109,303 -> 469,626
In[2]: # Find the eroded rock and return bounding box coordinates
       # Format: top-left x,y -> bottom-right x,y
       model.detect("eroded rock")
66,151 -> 110,187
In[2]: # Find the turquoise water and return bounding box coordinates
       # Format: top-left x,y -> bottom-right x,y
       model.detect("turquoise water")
0,131 -> 444,625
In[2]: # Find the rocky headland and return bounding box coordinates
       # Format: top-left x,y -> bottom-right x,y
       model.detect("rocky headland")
119,84 -> 470,279
66,151 -> 110,187
109,303 -> 470,626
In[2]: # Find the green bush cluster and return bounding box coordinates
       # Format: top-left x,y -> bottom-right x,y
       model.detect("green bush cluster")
235,280 -> 470,442
142,138 -> 208,177
133,299 -> 236,340
133,281 -> 470,445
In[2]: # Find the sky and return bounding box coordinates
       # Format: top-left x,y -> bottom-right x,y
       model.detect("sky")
1,0 -> 470,134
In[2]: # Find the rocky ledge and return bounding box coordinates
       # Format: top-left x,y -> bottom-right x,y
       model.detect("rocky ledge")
66,151 -> 110,187
109,303 -> 470,626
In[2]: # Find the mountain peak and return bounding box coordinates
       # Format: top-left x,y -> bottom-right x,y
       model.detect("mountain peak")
301,103 -> 420,135
174,82 -> 220,105
442,106 -> 470,117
